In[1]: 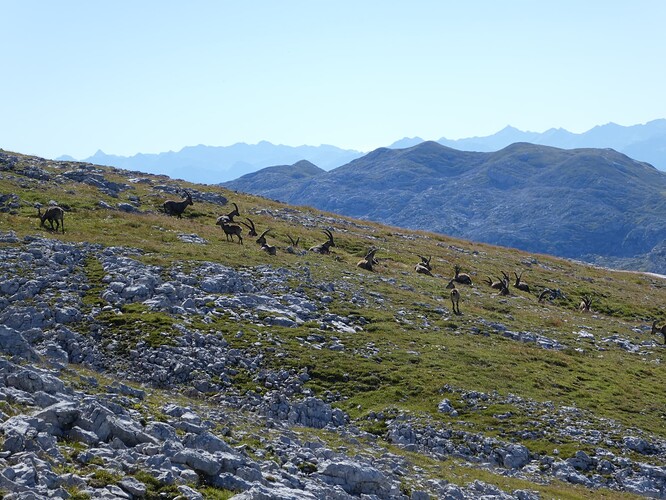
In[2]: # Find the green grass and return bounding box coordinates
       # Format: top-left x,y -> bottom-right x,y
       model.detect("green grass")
1,150 -> 665,499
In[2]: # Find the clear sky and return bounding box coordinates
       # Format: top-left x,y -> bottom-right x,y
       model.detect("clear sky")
3,1 -> 665,159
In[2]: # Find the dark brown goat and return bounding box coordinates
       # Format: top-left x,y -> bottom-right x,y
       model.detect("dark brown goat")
309,229 -> 335,254
256,229 -> 277,255
240,217 -> 257,236
38,205 -> 65,233
216,217 -> 243,244
513,271 -> 530,292
163,191 -> 193,218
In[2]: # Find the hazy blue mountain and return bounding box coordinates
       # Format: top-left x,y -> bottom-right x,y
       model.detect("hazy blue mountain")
58,120 -> 666,184
394,119 -> 666,170
223,141 -> 666,274
61,142 -> 363,184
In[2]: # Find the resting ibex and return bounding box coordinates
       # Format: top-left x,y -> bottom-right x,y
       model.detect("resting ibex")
357,247 -> 379,271
216,217 -> 243,244
256,229 -> 277,255
285,235 -> 302,255
415,255 -> 433,276
497,276 -> 510,296
309,229 -> 335,254
651,321 -> 666,344
538,288 -> 566,303
446,279 -> 461,315
579,295 -> 592,312
513,271 -> 530,292
38,205 -> 65,233
239,217 -> 257,237
453,265 -> 473,285
484,271 -> 509,290
163,191 -> 193,218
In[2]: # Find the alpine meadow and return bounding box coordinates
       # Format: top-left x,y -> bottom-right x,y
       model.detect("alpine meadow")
0,149 -> 665,499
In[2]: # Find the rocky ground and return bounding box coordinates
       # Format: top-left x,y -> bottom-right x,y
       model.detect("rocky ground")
0,231 -> 664,499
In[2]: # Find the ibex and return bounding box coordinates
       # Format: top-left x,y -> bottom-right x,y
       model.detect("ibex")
216,217 -> 243,244
163,191 -> 193,218
285,235 -> 302,255
651,321 -> 666,344
446,279 -> 461,315
538,288 -> 566,303
415,255 -> 433,276
484,271 -> 509,290
221,203 -> 240,223
256,229 -> 277,255
309,229 -> 335,254
453,265 -> 473,285
38,205 -> 65,233
497,276 -> 510,296
579,295 -> 592,312
513,271 -> 530,292
239,217 -> 257,237
357,247 -> 379,271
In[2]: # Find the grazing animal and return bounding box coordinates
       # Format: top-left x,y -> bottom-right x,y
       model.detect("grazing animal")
309,229 -> 335,254
38,205 -> 65,233
285,235 -> 302,255
453,265 -> 473,285
357,247 -> 379,271
484,271 -> 509,290
446,279 -> 461,315
163,191 -> 193,218
513,271 -> 530,292
239,217 -> 257,237
579,295 -> 592,312
415,255 -> 433,276
651,321 -> 666,344
256,229 -> 277,255
216,217 -> 243,244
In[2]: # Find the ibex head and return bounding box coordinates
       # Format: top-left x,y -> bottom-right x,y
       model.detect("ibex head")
256,228 -> 272,246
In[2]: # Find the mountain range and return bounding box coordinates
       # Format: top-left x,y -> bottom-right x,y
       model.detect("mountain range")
223,141 -> 666,274
59,119 -> 666,184
59,142 -> 363,185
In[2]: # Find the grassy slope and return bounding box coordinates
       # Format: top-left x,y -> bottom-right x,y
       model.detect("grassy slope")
1,151 -> 665,498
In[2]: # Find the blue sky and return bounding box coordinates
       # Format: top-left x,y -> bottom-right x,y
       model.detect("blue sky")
3,1 -> 665,159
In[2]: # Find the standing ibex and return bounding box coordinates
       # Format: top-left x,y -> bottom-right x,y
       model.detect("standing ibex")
651,321 -> 666,344
513,271 -> 530,292
256,229 -> 276,255
223,203 -> 240,223
216,217 -> 243,244
453,265 -> 473,285
163,191 -> 193,218
579,295 -> 592,312
357,247 -> 379,271
415,255 -> 433,276
38,205 -> 65,233
309,229 -> 335,254
239,217 -> 257,237
446,279 -> 461,315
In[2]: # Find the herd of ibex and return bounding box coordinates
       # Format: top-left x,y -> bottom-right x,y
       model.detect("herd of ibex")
32,191 -> 665,344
